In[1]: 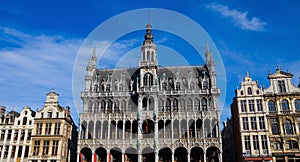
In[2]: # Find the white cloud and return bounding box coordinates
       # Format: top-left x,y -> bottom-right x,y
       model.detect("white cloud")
207,3 -> 266,31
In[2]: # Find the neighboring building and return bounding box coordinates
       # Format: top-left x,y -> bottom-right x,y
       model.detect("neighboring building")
264,66 -> 300,162
78,23 -> 222,162
221,117 -> 235,162
0,106 -> 35,162
231,73 -> 272,162
28,90 -> 77,162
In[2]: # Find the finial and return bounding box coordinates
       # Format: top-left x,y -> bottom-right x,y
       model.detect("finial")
93,48 -> 96,57
276,64 -> 281,71
287,69 -> 290,73
246,71 -> 249,76
51,88 -> 55,92
147,9 -> 150,24
206,43 -> 210,53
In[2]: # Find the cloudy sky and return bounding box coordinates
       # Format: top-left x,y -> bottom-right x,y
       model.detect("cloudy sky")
1,0 -> 299,124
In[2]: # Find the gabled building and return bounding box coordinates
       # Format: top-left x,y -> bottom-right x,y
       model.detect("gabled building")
264,66 -> 300,162
0,106 -> 35,162
78,23 -> 222,162
231,73 -> 272,162
28,89 -> 77,162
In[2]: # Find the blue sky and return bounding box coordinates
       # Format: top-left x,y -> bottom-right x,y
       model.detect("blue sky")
0,0 -> 300,124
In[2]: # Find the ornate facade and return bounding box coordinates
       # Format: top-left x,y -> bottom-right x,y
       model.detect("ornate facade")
231,73 -> 272,162
78,24 -> 222,162
264,67 -> 300,162
28,90 -> 77,162
231,67 -> 300,162
0,106 -> 35,162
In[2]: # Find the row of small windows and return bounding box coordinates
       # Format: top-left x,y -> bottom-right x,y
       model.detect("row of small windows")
36,122 -> 61,135
80,118 -> 219,140
0,129 -> 31,141
244,135 -> 268,152
0,145 -> 30,159
242,116 -> 266,131
268,99 -> 300,112
93,79 -> 210,92
240,87 -> 260,96
85,97 -> 212,113
40,111 -> 60,118
274,140 -> 299,150
240,99 -> 263,112
32,140 -> 59,156
270,118 -> 300,135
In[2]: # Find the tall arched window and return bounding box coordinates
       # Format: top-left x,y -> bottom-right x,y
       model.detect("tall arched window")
201,98 -> 208,111
281,99 -> 289,111
143,73 -> 153,87
295,99 -> 300,110
285,119 -> 293,135
268,101 -> 276,112
23,117 -> 27,125
247,87 -> 252,95
165,98 -> 171,112
173,98 -> 179,112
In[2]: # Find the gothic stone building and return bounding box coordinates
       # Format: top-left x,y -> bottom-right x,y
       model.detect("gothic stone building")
78,24 -> 222,162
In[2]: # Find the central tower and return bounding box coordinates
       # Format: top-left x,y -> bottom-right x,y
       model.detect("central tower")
139,24 -> 159,88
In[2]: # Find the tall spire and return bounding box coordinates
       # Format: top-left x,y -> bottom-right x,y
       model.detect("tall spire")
206,42 -> 210,53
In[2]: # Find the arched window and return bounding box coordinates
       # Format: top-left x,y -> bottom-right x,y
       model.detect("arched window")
268,101 -> 276,112
201,98 -> 208,111
256,90 -> 260,94
162,82 -> 167,90
165,98 -> 171,112
286,140 -> 299,150
151,51 -> 154,61
143,73 -> 153,87
281,99 -> 289,111
240,91 -> 244,95
106,84 -> 111,92
23,117 -> 27,125
295,99 -> 300,110
176,82 -> 180,90
173,98 -> 178,112
285,119 -> 293,135
247,87 -> 252,95
274,141 -> 282,150
147,51 -> 150,61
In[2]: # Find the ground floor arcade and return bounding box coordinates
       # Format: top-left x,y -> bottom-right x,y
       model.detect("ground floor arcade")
79,146 -> 221,162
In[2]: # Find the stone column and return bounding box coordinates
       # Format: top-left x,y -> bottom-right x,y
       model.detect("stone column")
92,151 -> 95,162
155,151 -> 159,162
203,151 -> 206,162
123,120 -> 125,140
77,152 -> 80,162
138,152 -> 142,162
219,151 -> 222,162
122,152 -> 125,162
187,150 -> 190,162
172,151 -> 174,162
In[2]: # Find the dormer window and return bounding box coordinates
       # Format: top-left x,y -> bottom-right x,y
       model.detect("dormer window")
47,112 -> 52,118
278,80 -> 286,92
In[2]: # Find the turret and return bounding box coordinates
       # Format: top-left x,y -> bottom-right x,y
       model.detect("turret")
139,24 -> 158,67
85,48 -> 97,91
139,24 -> 159,88
205,43 -> 216,88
